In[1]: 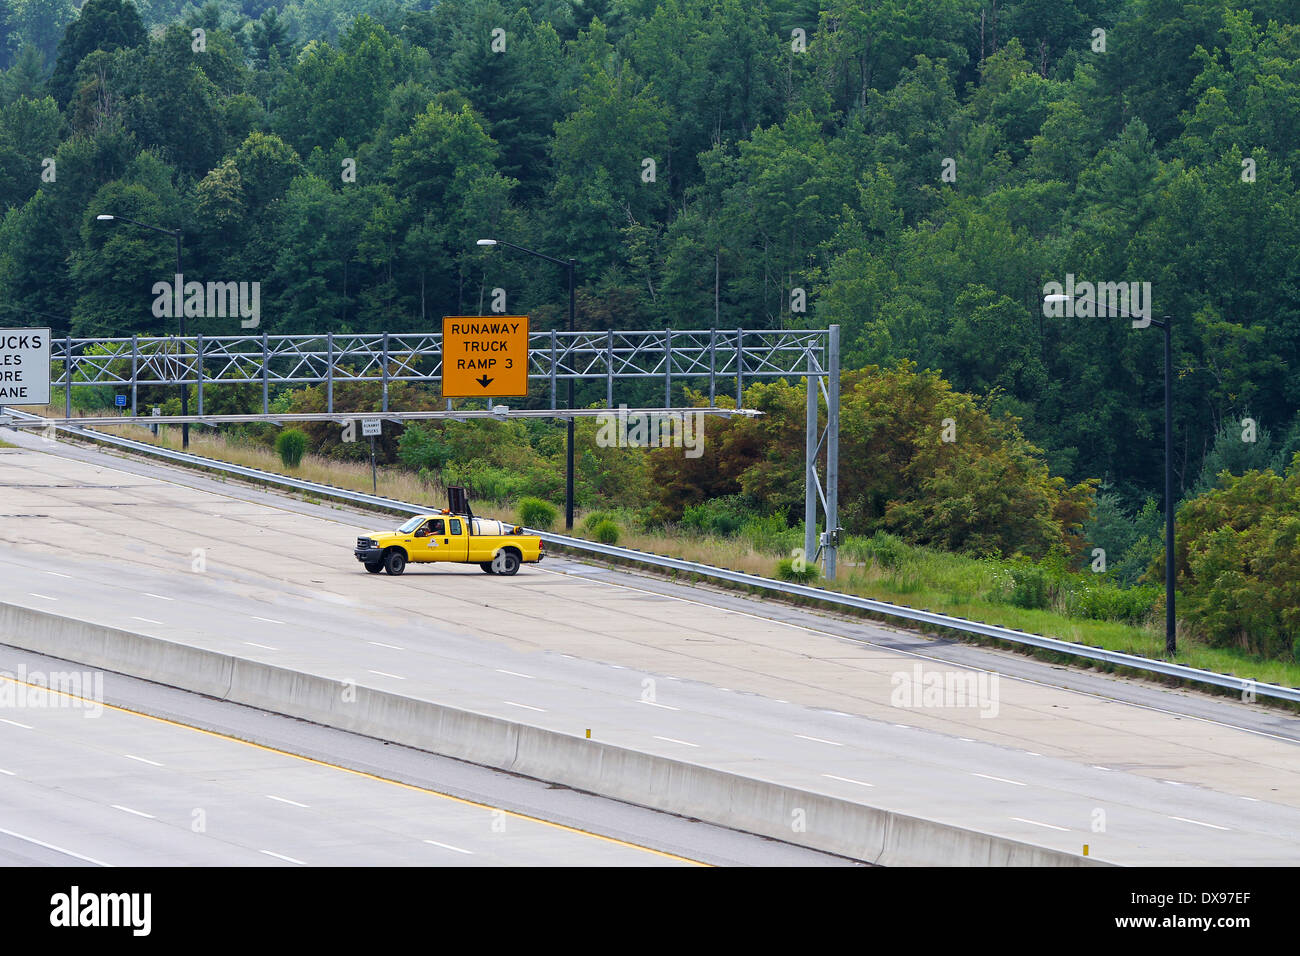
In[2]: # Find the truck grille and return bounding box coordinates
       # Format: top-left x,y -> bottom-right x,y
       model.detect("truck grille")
356,537 -> 374,549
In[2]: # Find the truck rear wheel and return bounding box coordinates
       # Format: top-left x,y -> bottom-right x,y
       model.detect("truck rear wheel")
493,549 -> 521,576
479,562 -> 495,574
383,549 -> 406,575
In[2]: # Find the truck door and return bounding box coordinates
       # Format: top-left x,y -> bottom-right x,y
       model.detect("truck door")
412,518 -> 444,562
444,517 -> 470,562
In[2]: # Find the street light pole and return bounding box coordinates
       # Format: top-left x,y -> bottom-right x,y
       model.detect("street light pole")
566,257 -> 576,531
477,238 -> 579,530
1158,314 -> 1175,656
97,214 -> 189,449
1044,292 -> 1176,655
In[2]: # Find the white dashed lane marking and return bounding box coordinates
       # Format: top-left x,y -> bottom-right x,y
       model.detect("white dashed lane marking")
822,774 -> 873,788
266,795 -> 309,808
502,701 -> 545,713
1011,817 -> 1070,832
971,772 -> 1025,787
424,840 -> 472,855
260,849 -> 306,865
1170,815 -> 1230,831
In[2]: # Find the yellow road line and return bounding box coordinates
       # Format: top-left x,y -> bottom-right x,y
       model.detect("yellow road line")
0,673 -> 708,866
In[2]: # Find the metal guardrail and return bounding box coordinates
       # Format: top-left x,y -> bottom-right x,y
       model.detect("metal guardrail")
7,409 -> 1298,704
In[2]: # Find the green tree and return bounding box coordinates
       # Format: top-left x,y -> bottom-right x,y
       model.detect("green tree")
810,0 -> 978,117
71,156 -> 182,337
1173,459 -> 1300,660
649,365 -> 1094,558
0,93 -> 60,209
546,19 -> 670,272
49,0 -> 145,105
5,0 -> 73,68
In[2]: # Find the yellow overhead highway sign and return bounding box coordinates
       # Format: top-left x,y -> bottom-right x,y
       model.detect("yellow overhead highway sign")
442,315 -> 529,398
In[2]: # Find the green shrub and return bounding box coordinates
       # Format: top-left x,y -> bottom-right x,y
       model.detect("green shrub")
864,532 -> 908,569
275,429 -> 308,468
681,495 -> 750,536
740,511 -> 797,555
582,511 -> 612,534
519,497 -> 557,530
397,423 -> 452,471
776,556 -> 820,583
444,462 -> 545,502
592,518 -> 620,544
1066,582 -> 1160,623
1008,563 -> 1049,609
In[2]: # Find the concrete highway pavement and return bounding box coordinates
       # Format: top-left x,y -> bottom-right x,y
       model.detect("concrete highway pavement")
1,432 -> 1299,864
0,684 -> 687,866
0,644 -> 855,866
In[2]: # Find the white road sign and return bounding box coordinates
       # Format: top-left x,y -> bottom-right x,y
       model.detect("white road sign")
361,418 -> 382,437
0,328 -> 50,405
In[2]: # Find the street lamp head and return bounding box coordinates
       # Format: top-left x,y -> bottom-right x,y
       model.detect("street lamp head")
1043,294 -> 1071,303
96,214 -> 115,221
476,239 -> 497,246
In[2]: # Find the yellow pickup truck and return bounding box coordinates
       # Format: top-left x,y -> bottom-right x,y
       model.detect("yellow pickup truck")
353,488 -> 544,576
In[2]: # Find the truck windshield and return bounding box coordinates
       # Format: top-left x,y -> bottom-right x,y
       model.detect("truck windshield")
397,516 -> 425,533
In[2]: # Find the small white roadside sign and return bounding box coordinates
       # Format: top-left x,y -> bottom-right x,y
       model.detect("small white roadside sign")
0,327 -> 50,405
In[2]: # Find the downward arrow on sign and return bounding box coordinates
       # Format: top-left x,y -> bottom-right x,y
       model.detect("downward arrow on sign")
476,375 -> 494,388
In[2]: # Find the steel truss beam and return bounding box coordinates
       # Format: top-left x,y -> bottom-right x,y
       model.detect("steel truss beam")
1,407 -> 759,428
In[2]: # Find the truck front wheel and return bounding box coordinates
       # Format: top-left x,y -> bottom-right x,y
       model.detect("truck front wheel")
383,549 -> 407,575
365,561 -> 383,573
479,562 -> 495,574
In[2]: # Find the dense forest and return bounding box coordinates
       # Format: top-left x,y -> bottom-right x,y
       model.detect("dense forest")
2,0 -> 1299,656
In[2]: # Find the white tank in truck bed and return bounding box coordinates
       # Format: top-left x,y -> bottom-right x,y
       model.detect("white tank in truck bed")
470,517 -> 521,536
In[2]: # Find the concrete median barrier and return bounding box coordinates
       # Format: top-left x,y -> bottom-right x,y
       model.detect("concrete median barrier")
1,600 -> 1104,866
